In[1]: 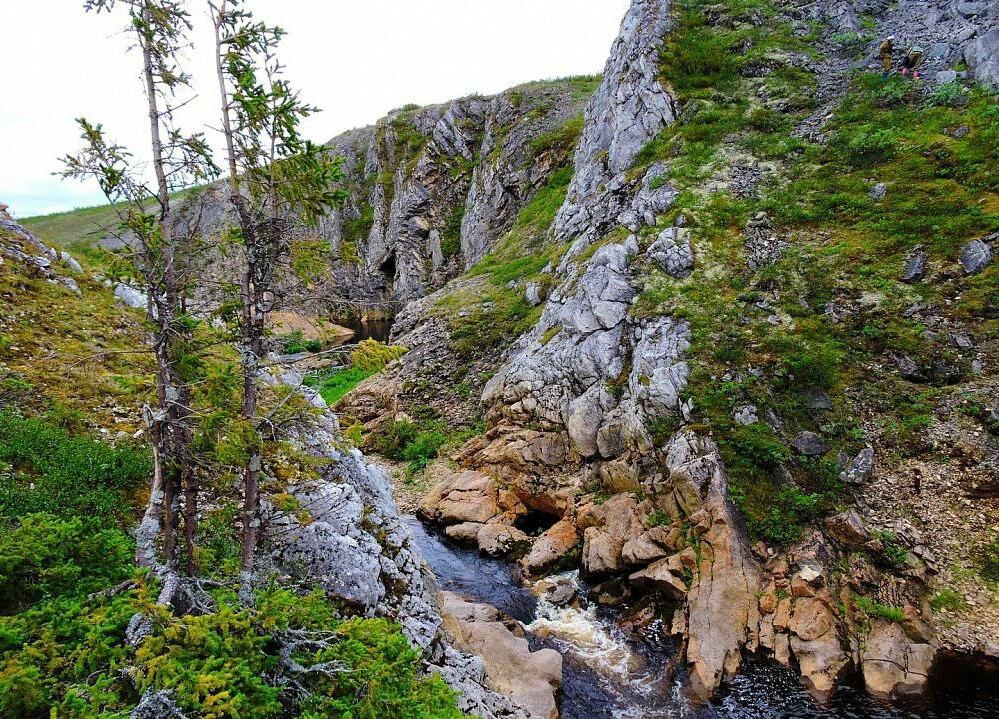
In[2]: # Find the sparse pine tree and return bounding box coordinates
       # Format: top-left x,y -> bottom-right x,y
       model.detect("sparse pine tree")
60,0 -> 219,574
209,0 -> 345,589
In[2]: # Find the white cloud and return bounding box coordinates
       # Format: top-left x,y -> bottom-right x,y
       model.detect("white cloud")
0,0 -> 629,218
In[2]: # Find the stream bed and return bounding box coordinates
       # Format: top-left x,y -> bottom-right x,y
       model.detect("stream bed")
404,517 -> 999,719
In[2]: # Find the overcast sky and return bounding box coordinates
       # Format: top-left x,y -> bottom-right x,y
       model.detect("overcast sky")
0,1 -> 629,218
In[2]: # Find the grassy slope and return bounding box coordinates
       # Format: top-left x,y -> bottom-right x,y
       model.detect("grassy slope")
628,0 -> 998,550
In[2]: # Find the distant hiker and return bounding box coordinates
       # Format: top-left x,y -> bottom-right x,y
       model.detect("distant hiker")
901,45 -> 925,79
878,35 -> 895,79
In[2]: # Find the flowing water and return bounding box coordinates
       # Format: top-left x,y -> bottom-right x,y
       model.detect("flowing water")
404,517 -> 999,719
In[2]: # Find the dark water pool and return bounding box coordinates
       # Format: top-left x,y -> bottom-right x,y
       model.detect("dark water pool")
404,517 -> 999,719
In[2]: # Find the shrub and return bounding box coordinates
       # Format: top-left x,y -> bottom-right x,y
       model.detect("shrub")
281,330 -> 322,354
855,594 -> 906,622
0,513 -> 133,613
441,207 -> 464,259
0,412 -> 151,521
350,338 -> 408,372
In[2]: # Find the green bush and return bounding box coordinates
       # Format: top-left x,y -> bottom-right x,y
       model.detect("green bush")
854,594 -> 906,623
0,582 -> 466,719
0,412 -> 151,521
350,338 -> 408,371
0,513 -> 133,613
281,330 -> 322,354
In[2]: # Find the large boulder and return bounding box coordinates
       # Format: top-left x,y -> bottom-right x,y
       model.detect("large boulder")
862,622 -> 935,699
520,519 -> 581,575
444,594 -> 562,719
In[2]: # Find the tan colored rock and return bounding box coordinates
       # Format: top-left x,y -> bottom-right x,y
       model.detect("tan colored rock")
622,530 -> 669,566
445,593 -> 562,719
791,575 -> 817,598
445,522 -> 484,544
520,519 -> 580,576
579,493 -> 642,575
787,598 -> 849,698
477,523 -> 531,558
759,591 -> 778,615
679,435 -> 762,700
774,598 -> 792,631
678,546 -> 698,571
628,558 -> 688,599
419,470 -> 499,524
648,523 -> 682,550
774,633 -> 792,667
862,621 -> 935,699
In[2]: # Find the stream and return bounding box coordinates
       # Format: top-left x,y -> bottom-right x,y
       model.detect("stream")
404,517 -> 999,719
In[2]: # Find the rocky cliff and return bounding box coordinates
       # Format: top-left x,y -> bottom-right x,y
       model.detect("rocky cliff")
337,0 -> 999,705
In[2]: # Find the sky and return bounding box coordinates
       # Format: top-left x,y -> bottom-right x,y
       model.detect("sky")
0,1 -> 630,219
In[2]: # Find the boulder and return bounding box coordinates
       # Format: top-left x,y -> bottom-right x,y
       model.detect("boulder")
791,431 -> 830,456
476,523 -> 531,558
825,510 -> 869,547
621,530 -> 670,566
444,594 -> 562,719
646,227 -> 694,278
520,519 -> 580,575
862,621 -> 935,699
840,447 -> 874,485
964,29 -> 999,87
900,251 -> 927,283
419,470 -> 499,525
580,494 -> 642,575
446,522 -> 485,544
960,238 -> 992,275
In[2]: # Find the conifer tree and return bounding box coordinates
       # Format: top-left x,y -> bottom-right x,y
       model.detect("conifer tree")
61,0 -> 218,573
209,0 -> 344,588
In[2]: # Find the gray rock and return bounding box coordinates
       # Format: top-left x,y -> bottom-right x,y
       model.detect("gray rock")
960,239 -> 992,275
965,29 -> 999,87
936,70 -> 958,85
841,447 -> 875,485
792,432 -> 831,456
552,0 -> 677,247
646,227 -> 694,278
113,283 -> 148,310
734,405 -> 760,425
801,388 -> 833,410
949,332 -> 974,349
524,281 -> 544,307
953,125 -> 970,138
895,354 -> 926,382
900,251 -> 927,283
131,690 -> 188,719
869,182 -> 888,201
59,251 -> 84,274
744,213 -> 786,269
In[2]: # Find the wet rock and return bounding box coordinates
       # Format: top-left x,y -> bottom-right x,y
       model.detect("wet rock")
520,519 -> 580,575
589,577 -> 632,606
629,558 -> 688,599
960,238 -> 992,275
900,251 -> 927,283
446,522 -> 485,544
792,432 -> 830,456
444,594 -> 562,719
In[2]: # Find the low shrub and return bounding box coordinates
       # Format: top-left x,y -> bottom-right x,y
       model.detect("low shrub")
0,412 -> 151,521
0,513 -> 132,613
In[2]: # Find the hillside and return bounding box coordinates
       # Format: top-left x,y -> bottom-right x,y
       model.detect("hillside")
2,0 -> 999,716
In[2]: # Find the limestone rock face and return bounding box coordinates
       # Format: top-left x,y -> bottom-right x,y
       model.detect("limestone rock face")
258,409 -> 530,719
553,0 -> 678,247
444,594 -> 562,719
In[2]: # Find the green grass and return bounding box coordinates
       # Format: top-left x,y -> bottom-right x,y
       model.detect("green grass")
20,185 -> 206,257
304,366 -> 376,405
